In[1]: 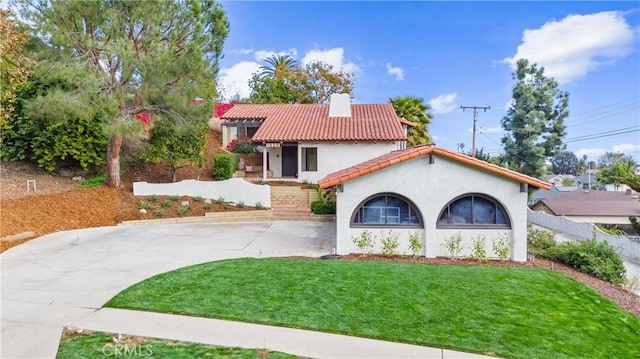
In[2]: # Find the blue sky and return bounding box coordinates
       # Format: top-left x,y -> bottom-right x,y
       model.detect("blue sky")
217,1 -> 640,163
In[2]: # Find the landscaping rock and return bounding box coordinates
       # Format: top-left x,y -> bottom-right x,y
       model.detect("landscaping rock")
71,176 -> 83,182
139,209 -> 147,214
204,198 -> 212,205
181,201 -> 190,207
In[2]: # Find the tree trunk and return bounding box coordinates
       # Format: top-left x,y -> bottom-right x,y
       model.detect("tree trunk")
171,166 -> 177,183
106,134 -> 123,188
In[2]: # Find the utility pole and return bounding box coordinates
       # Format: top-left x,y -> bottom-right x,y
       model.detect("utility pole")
460,105 -> 491,157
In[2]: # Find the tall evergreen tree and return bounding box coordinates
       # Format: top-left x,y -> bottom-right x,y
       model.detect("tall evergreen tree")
551,151 -> 579,175
501,59 -> 569,178
389,96 -> 433,146
16,0 -> 229,187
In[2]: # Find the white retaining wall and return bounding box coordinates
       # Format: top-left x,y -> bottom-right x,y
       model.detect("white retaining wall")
133,178 -> 271,208
528,209 -> 640,262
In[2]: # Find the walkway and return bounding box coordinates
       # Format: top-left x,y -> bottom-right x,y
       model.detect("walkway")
2,221 -> 492,358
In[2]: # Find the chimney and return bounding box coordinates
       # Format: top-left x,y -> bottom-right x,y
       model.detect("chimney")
328,93 -> 351,117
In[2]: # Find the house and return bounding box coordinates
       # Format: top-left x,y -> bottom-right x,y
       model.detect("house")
220,94 -> 414,182
528,185 -> 577,205
531,189 -> 640,225
318,144 -> 551,262
545,174 -> 576,187
573,173 -> 599,190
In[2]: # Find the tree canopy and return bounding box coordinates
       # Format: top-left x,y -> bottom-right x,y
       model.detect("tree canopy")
389,96 -> 433,146
15,0 -> 229,187
597,151 -> 637,169
249,60 -> 354,104
259,54 -> 298,79
0,9 -> 35,122
551,151 -> 579,175
501,59 -> 569,179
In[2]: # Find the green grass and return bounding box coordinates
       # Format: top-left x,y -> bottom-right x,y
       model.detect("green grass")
106,258 -> 640,359
75,174 -> 106,188
56,331 -> 297,358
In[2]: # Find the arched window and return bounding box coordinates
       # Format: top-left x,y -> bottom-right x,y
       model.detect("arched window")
351,194 -> 422,227
437,194 -> 511,228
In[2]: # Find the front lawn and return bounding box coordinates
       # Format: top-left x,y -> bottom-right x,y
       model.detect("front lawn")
106,258 -> 640,359
57,331 -> 296,359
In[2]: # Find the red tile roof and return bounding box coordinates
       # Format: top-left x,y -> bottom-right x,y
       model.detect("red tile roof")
221,103 -> 406,142
535,190 -> 640,216
318,144 -> 552,190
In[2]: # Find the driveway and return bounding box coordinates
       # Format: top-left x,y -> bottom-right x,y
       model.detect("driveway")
1,221 -> 335,358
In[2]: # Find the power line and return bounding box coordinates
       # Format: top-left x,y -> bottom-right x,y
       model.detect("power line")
460,105 -> 490,157
564,96 -> 639,125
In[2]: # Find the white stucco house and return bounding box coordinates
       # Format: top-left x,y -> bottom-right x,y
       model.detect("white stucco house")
220,94 -> 414,183
319,145 -> 552,262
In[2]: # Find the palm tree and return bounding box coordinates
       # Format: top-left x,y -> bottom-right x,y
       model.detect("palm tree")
259,54 -> 299,79
389,96 -> 433,146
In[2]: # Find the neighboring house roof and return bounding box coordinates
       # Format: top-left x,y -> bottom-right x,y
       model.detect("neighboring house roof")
534,190 -> 640,217
574,173 -> 599,186
221,103 -> 407,142
319,144 -> 552,190
530,186 -> 578,203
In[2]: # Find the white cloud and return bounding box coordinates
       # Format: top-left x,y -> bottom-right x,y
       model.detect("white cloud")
301,47 -> 359,73
218,61 -> 261,100
502,11 -> 637,84
575,143 -> 640,161
428,93 -> 458,114
479,126 -> 503,134
386,63 -> 404,81
253,48 -> 298,61
229,48 -> 254,56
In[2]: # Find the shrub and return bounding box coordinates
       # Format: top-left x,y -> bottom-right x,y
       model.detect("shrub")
380,230 -> 400,257
351,230 -> 375,256
470,235 -> 487,263
223,203 -> 231,210
203,203 -> 211,210
230,138 -> 255,154
215,196 -> 225,204
310,200 -> 336,214
255,202 -> 264,209
544,239 -> 626,284
177,206 -> 188,216
408,231 -> 423,257
527,227 -> 557,254
213,153 -> 236,180
237,201 -> 245,208
75,174 -> 106,189
162,200 -> 172,208
139,201 -> 152,210
442,232 -> 463,260
149,194 -> 159,202
169,195 -> 179,201
154,210 -> 165,217
193,196 -> 203,202
492,233 -> 512,261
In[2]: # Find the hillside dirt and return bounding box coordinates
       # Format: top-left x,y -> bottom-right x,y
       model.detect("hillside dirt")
0,129 -> 638,319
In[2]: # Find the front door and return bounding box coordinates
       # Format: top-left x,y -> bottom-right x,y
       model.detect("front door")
282,145 -> 298,177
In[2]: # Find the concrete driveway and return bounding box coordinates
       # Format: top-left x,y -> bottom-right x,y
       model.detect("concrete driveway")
1,221 -> 335,358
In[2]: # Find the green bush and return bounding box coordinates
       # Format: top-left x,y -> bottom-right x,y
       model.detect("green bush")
213,153 -> 236,180
544,239 -> 626,284
527,227 -> 557,254
75,174 -> 106,189
310,200 -> 336,214
231,139 -> 255,154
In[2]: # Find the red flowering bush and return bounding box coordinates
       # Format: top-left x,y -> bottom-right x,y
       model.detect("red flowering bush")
214,103 -> 234,117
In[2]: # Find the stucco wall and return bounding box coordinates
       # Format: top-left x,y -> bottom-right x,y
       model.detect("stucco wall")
267,147 -> 283,177
298,141 -> 397,183
133,178 -> 271,208
336,155 -> 529,261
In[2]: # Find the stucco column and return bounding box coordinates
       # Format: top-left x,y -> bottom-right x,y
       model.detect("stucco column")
262,146 -> 267,181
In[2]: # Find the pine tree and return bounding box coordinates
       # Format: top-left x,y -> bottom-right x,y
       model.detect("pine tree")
501,59 -> 569,178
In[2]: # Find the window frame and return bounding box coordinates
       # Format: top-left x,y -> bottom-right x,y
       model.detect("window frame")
301,147 -> 318,172
350,193 -> 423,228
437,193 -> 511,229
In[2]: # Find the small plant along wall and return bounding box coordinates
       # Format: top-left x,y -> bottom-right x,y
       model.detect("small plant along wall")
350,229 -> 423,257
441,231 -> 513,261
